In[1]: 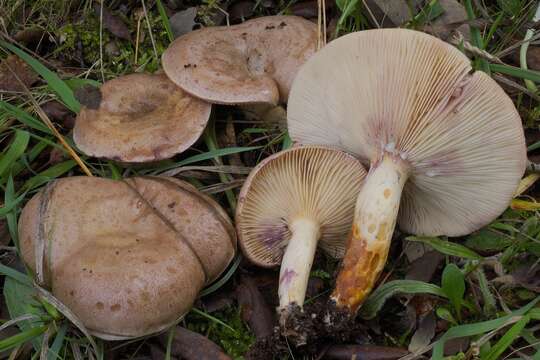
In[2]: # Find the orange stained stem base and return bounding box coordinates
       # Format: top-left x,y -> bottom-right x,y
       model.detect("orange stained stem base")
331,224 -> 392,313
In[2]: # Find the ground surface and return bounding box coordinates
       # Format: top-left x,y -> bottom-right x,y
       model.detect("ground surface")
0,0 -> 539,359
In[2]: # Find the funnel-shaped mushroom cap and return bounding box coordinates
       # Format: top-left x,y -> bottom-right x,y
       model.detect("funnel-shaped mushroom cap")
162,16 -> 317,105
73,73 -> 211,162
288,29 -> 527,236
18,176 -> 236,339
236,146 -> 366,267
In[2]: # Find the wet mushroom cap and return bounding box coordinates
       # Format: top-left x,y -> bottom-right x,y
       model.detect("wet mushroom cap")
73,73 -> 211,163
18,176 -> 236,339
236,146 -> 367,267
162,16 -> 317,105
288,29 -> 527,236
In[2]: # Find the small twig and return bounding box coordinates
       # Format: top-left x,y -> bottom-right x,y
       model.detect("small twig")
362,0 -> 380,29
141,0 -> 159,63
519,1 -> 540,93
452,32 -> 504,64
497,32 -> 540,58
134,10 -> 143,64
492,74 -> 540,102
98,1 -> 105,82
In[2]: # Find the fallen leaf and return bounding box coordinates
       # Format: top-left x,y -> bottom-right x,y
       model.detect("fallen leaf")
406,251 -> 444,282
408,311 -> 436,353
236,275 -> 275,339
290,1 -> 323,18
510,44 -> 540,71
13,28 -> 45,46
363,0 -> 421,27
200,290 -> 235,313
93,3 -> 131,41
425,0 -> 471,40
0,55 -> 39,92
41,100 -> 75,130
158,327 -> 231,360
511,263 -> 540,292
323,345 -> 409,359
170,7 -> 198,38
230,1 -> 255,22
443,337 -> 470,356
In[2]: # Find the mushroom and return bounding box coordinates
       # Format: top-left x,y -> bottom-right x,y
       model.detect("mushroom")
73,73 -> 211,163
287,29 -> 527,315
235,146 -> 366,323
161,15 -> 317,105
18,176 -> 236,339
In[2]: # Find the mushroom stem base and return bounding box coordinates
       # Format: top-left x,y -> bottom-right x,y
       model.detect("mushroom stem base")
278,217 -> 320,311
331,153 -> 409,314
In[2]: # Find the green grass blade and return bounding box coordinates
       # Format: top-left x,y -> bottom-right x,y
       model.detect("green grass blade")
165,327 -> 175,360
0,191 -> 26,217
282,132 -> 293,150
47,323 -> 68,360
0,101 -> 52,134
156,0 -> 174,43
190,308 -> 237,333
4,176 -> 20,247
484,315 -> 530,360
490,64 -> 540,83
432,297 -> 540,359
0,130 -> 30,178
0,263 -> 32,286
151,147 -> 261,174
464,0 -> 489,73
413,0 -> 444,26
0,40 -> 80,113
199,254 -> 242,297
359,280 -> 447,319
21,160 -> 76,192
442,264 -> 465,321
107,161 -> 122,180
0,325 -> 48,352
529,141 -> 540,151
407,236 -> 483,260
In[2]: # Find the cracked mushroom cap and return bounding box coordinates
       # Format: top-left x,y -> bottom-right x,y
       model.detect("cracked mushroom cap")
236,146 -> 366,267
73,73 -> 211,162
288,29 -> 527,236
18,176 -> 236,339
162,16 -> 317,105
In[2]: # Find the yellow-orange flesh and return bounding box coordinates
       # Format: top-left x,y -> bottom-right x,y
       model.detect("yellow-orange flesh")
331,153 -> 409,312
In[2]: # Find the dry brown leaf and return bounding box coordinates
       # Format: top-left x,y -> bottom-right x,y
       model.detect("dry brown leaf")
0,55 -> 39,92
159,327 -> 231,360
93,3 -> 131,41
323,345 -> 409,359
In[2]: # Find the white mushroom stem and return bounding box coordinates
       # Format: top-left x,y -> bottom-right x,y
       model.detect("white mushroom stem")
278,217 -> 320,311
331,153 -> 409,313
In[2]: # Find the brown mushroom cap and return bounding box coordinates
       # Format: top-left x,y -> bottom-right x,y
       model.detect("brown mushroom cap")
236,146 -> 366,267
18,176 -> 236,339
73,73 -> 211,163
162,16 -> 317,105
288,29 -> 527,236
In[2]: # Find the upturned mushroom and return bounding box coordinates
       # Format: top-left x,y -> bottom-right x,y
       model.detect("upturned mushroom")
18,176 -> 236,339
287,29 -> 527,315
73,73 -> 211,162
235,146 -> 366,323
161,15 -> 317,105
